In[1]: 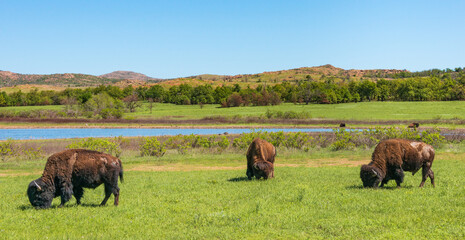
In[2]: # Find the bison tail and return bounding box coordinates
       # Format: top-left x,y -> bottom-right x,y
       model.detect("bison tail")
119,160 -> 124,183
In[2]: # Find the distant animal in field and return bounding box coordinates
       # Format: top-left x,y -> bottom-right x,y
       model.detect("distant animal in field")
246,138 -> 277,180
408,122 -> 420,128
27,149 -> 123,209
339,123 -> 346,128
360,139 -> 435,188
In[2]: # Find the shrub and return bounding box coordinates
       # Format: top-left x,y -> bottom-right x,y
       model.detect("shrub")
223,93 -> 244,107
82,93 -> 124,119
21,146 -> 45,161
67,137 -> 122,157
197,136 -> 216,149
140,137 -> 166,157
166,135 -> 192,154
0,139 -> 14,161
264,110 -> 311,119
216,136 -> 230,151
283,132 -> 313,149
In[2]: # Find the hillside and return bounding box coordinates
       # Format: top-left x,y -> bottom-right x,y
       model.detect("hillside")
187,65 -> 408,83
178,64 -> 410,86
0,65 -> 411,89
0,71 -> 121,87
100,71 -> 159,81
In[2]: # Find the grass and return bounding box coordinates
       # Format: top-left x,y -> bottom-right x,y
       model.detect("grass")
2,101 -> 465,129
126,101 -> 465,121
3,101 -> 465,121
0,105 -> 63,112
1,148 -> 465,239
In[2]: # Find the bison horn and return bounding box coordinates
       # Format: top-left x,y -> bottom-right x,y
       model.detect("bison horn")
33,180 -> 42,191
371,169 -> 378,177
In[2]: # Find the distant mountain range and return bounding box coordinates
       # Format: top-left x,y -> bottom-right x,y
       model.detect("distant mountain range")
0,65 -> 410,88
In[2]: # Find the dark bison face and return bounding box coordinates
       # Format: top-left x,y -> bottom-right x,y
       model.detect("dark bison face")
360,165 -> 383,188
253,161 -> 273,179
27,178 -> 53,209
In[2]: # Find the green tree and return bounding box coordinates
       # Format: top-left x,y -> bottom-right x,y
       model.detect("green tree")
83,92 -> 124,119
358,80 -> 377,101
0,94 -> 7,107
146,85 -> 165,102
192,84 -> 214,104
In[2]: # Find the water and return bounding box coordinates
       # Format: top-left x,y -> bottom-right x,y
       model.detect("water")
0,128 -> 335,140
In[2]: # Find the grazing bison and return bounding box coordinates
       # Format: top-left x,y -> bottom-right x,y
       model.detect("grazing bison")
360,139 -> 435,188
246,138 -> 277,180
339,123 -> 346,128
27,149 -> 123,209
408,122 -> 420,128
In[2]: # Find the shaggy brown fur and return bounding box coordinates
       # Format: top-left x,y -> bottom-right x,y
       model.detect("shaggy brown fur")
360,139 -> 435,188
27,149 -> 123,208
246,138 -> 277,180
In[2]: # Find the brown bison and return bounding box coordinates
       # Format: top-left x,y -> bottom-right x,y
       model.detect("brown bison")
360,139 -> 435,188
246,138 -> 277,180
27,149 -> 123,209
408,122 -> 420,128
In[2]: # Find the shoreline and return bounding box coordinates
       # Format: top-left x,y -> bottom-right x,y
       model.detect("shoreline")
0,124 -> 339,129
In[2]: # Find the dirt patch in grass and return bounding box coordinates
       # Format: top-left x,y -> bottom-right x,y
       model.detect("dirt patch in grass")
0,170 -> 41,177
128,158 -> 369,172
3,154 -> 461,177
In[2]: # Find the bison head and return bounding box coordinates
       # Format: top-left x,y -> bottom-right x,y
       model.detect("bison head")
360,165 -> 384,188
252,161 -> 273,179
27,178 -> 54,209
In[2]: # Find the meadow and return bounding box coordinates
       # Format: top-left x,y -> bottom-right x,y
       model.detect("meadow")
0,101 -> 464,238
127,101 -> 465,121
1,146 -> 465,239
1,101 -> 465,128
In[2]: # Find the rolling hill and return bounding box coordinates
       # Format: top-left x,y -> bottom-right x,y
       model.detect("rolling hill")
0,65 -> 410,89
100,71 -> 160,81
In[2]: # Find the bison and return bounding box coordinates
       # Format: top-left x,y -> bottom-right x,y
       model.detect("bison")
246,138 -> 277,180
27,149 -> 123,209
360,139 -> 435,188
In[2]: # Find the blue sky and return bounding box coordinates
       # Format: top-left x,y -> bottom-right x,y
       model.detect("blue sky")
1,0 -> 464,78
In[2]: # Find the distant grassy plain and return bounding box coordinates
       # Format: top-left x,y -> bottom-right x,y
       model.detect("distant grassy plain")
1,101 -> 465,120
127,101 -> 465,120
1,147 -> 464,239
0,101 -> 465,128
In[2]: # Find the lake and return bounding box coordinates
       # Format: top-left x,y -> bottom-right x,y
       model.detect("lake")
0,128 -> 336,140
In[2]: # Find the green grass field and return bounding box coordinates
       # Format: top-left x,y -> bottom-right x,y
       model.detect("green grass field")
3,101 -> 465,123
1,148 -> 465,239
127,101 -> 465,121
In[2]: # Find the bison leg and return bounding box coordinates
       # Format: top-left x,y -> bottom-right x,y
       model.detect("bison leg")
73,186 -> 84,205
246,168 -> 253,180
419,162 -> 433,188
380,179 -> 388,188
113,186 -> 120,206
394,168 -> 404,188
59,182 -> 73,207
100,184 -> 112,206
428,169 -> 435,187
101,182 -> 120,206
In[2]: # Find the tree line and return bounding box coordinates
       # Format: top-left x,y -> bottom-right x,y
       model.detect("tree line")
1,73 -> 465,110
